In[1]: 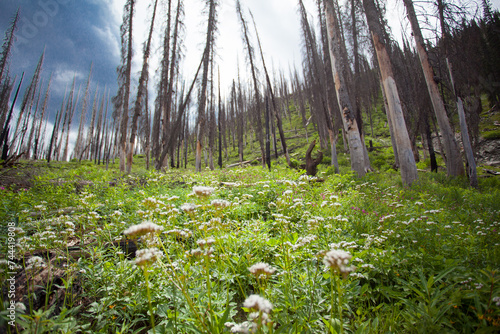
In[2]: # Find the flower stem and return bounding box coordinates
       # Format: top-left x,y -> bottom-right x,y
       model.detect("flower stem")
144,269 -> 156,334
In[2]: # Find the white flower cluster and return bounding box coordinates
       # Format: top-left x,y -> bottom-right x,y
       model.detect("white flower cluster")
197,237 -> 216,248
134,247 -> 163,267
243,294 -> 273,314
26,256 -> 46,271
291,235 -> 317,250
123,221 -> 163,237
323,249 -> 355,276
224,294 -> 274,333
248,262 -> 276,277
167,229 -> 192,240
211,199 -> 231,208
180,203 -> 198,212
329,240 -> 358,250
192,186 -> 215,197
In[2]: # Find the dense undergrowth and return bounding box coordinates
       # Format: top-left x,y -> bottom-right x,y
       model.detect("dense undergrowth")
1,161 -> 499,333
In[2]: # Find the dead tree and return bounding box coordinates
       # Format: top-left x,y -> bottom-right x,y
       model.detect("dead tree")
436,0 -> 477,187
305,140 -> 323,176
361,0 -> 418,185
324,0 -> 366,177
115,0 -> 135,172
249,10 -> 290,166
195,0 -> 218,172
402,0 -> 464,177
235,0 -> 265,168
73,64 -> 92,160
127,0 -> 158,173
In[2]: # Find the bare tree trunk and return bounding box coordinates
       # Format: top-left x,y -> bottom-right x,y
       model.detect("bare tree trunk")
265,93 -> 271,170
12,52 -> 44,155
0,10 -> 19,85
436,0 -> 477,186
127,0 -> 158,173
236,0 -> 265,168
74,64 -> 92,160
93,92 -> 105,163
362,0 -> 418,185
117,0 -> 135,172
0,74 -> 23,161
33,74 -> 51,160
25,80 -> 43,159
250,10 -> 290,166
62,80 -> 80,162
324,0 -> 366,177
195,0 -> 217,172
402,0 -> 463,177
157,53 -> 205,168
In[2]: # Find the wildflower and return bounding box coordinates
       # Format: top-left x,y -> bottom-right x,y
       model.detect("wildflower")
211,199 -> 231,208
135,248 -> 163,268
248,262 -> 276,277
230,322 -> 255,333
493,296 -> 500,307
323,249 -> 354,277
26,256 -> 46,271
15,303 -> 26,313
192,186 -> 215,197
243,294 -> 273,314
249,311 -> 271,326
123,221 -> 163,237
180,203 -> 198,212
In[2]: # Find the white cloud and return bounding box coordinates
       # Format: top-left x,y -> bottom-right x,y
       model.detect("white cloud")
52,65 -> 85,95
91,24 -> 121,62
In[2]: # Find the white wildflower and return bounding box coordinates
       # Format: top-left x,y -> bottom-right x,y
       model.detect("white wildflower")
323,249 -> 354,276
193,186 -> 215,197
26,256 -> 46,271
243,294 -> 273,314
211,199 -> 231,208
248,262 -> 276,277
123,221 -> 163,237
180,203 -> 198,212
135,248 -> 163,267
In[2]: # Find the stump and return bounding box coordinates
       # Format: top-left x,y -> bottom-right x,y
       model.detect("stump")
305,140 -> 323,176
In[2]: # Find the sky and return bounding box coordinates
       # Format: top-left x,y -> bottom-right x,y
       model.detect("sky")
0,0 -> 499,154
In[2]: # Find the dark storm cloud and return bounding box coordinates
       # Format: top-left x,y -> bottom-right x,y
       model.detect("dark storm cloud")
0,0 -> 120,115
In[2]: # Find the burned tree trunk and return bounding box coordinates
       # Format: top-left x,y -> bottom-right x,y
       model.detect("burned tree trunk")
324,0 -> 366,177
127,0 -> 158,173
362,0 -> 418,185
305,140 -> 323,176
402,0 -> 464,177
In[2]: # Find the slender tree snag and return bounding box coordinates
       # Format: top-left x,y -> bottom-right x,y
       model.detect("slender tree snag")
305,140 -> 323,176
195,0 -> 217,172
317,0 -> 340,172
0,73 -> 23,161
250,10 -> 290,166
127,0 -> 158,173
161,0 -> 182,168
236,0 -> 265,168
117,0 -> 135,172
402,0 -> 464,177
74,65 -> 92,160
218,67 -> 223,169
33,74 -> 51,160
265,93 -> 271,170
362,0 -> 418,186
436,0 -> 477,187
151,0 -> 172,165
157,53 -> 205,169
324,0 -> 365,177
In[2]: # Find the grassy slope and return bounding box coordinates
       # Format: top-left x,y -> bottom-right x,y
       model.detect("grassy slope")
0,99 -> 499,333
